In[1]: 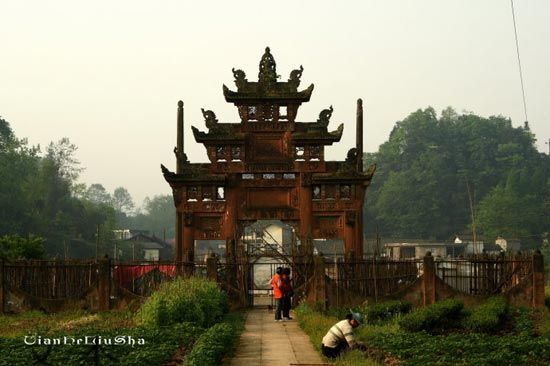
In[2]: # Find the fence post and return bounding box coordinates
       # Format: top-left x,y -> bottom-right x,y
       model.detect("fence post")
97,255 -> 111,311
0,259 -> 4,314
422,252 -> 436,306
532,250 -> 545,308
206,254 -> 218,282
313,254 -> 327,310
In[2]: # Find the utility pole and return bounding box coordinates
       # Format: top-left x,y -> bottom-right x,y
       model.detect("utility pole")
466,180 -> 477,255
95,224 -> 100,260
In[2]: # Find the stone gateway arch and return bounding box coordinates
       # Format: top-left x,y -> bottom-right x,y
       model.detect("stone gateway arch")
161,47 -> 375,264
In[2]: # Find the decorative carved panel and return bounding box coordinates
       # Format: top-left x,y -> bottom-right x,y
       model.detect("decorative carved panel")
247,188 -> 290,209
197,216 -> 222,239
250,136 -> 285,161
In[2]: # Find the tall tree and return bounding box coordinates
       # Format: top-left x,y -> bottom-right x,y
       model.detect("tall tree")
112,187 -> 135,215
364,107 -> 547,245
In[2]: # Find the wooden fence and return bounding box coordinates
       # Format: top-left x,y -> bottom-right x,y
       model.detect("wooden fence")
435,254 -> 533,295
0,251 -> 545,313
325,258 -> 423,302
2,260 -> 98,299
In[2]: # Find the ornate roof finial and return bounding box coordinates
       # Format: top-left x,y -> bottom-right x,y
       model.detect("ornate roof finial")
258,47 -> 278,84
288,65 -> 304,89
317,106 -> 334,127
201,108 -> 218,130
232,68 -> 247,89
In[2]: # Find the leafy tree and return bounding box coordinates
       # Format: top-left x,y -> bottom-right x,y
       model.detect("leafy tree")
0,234 -> 46,260
364,107 -> 547,245
112,187 -> 135,215
85,183 -> 111,205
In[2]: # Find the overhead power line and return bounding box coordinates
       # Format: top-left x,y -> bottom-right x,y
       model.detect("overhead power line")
510,0 -> 529,123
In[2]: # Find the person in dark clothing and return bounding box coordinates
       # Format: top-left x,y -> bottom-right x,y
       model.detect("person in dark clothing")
281,267 -> 293,320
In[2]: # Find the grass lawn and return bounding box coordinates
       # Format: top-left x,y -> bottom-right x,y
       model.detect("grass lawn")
0,309 -> 135,338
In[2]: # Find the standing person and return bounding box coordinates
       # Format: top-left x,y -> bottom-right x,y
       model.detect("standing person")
281,267 -> 293,320
271,267 -> 283,321
321,311 -> 366,359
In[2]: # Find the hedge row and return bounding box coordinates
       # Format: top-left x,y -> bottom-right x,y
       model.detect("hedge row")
183,323 -> 235,366
136,277 -> 228,328
362,300 -> 412,324
398,299 -> 464,333
463,297 -> 508,332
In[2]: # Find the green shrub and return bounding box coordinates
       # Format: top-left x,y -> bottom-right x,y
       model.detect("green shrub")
398,299 -> 464,333
136,277 -> 228,328
362,300 -> 412,324
183,323 -> 234,366
463,297 -> 508,333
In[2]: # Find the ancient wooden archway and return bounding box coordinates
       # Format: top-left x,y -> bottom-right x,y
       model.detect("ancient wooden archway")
162,47 -> 375,263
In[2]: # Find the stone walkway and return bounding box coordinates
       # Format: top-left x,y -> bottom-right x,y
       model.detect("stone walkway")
228,308 -> 327,366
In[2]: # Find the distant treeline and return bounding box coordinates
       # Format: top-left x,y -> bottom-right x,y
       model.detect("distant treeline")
363,107 -> 550,249
0,116 -> 174,260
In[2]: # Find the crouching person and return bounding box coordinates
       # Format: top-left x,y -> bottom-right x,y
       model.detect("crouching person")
321,311 -> 366,359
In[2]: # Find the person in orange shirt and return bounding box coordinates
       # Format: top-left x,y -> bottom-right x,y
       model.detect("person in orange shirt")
271,267 -> 283,321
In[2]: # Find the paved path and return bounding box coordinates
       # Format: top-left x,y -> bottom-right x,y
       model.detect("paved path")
229,308 -> 327,366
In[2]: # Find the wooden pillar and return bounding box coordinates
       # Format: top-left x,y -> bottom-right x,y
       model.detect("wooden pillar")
206,254 -> 218,282
344,211 -> 356,257
224,182 -> 238,259
532,250 -> 545,308
97,256 -> 111,311
299,174 -> 312,253
175,210 -> 183,263
183,213 -> 194,262
309,255 -> 327,309
355,207 -> 363,258
422,252 -> 436,306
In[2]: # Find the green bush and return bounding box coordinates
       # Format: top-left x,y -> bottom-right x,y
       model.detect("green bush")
398,299 -> 464,333
183,323 -> 234,366
136,277 -> 228,328
362,300 -> 412,324
463,297 -> 508,333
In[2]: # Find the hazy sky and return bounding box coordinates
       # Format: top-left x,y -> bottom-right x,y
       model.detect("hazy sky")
1,0 -> 549,206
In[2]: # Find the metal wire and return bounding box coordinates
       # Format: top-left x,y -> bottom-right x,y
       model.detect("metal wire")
510,0 -> 529,123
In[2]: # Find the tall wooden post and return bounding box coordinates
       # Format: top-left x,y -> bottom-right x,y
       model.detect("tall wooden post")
422,252 -> 436,306
355,99 -> 364,257
356,98 -> 363,173
176,100 -> 185,174
532,250 -> 545,308
174,101 -> 185,265
97,256 -> 111,311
